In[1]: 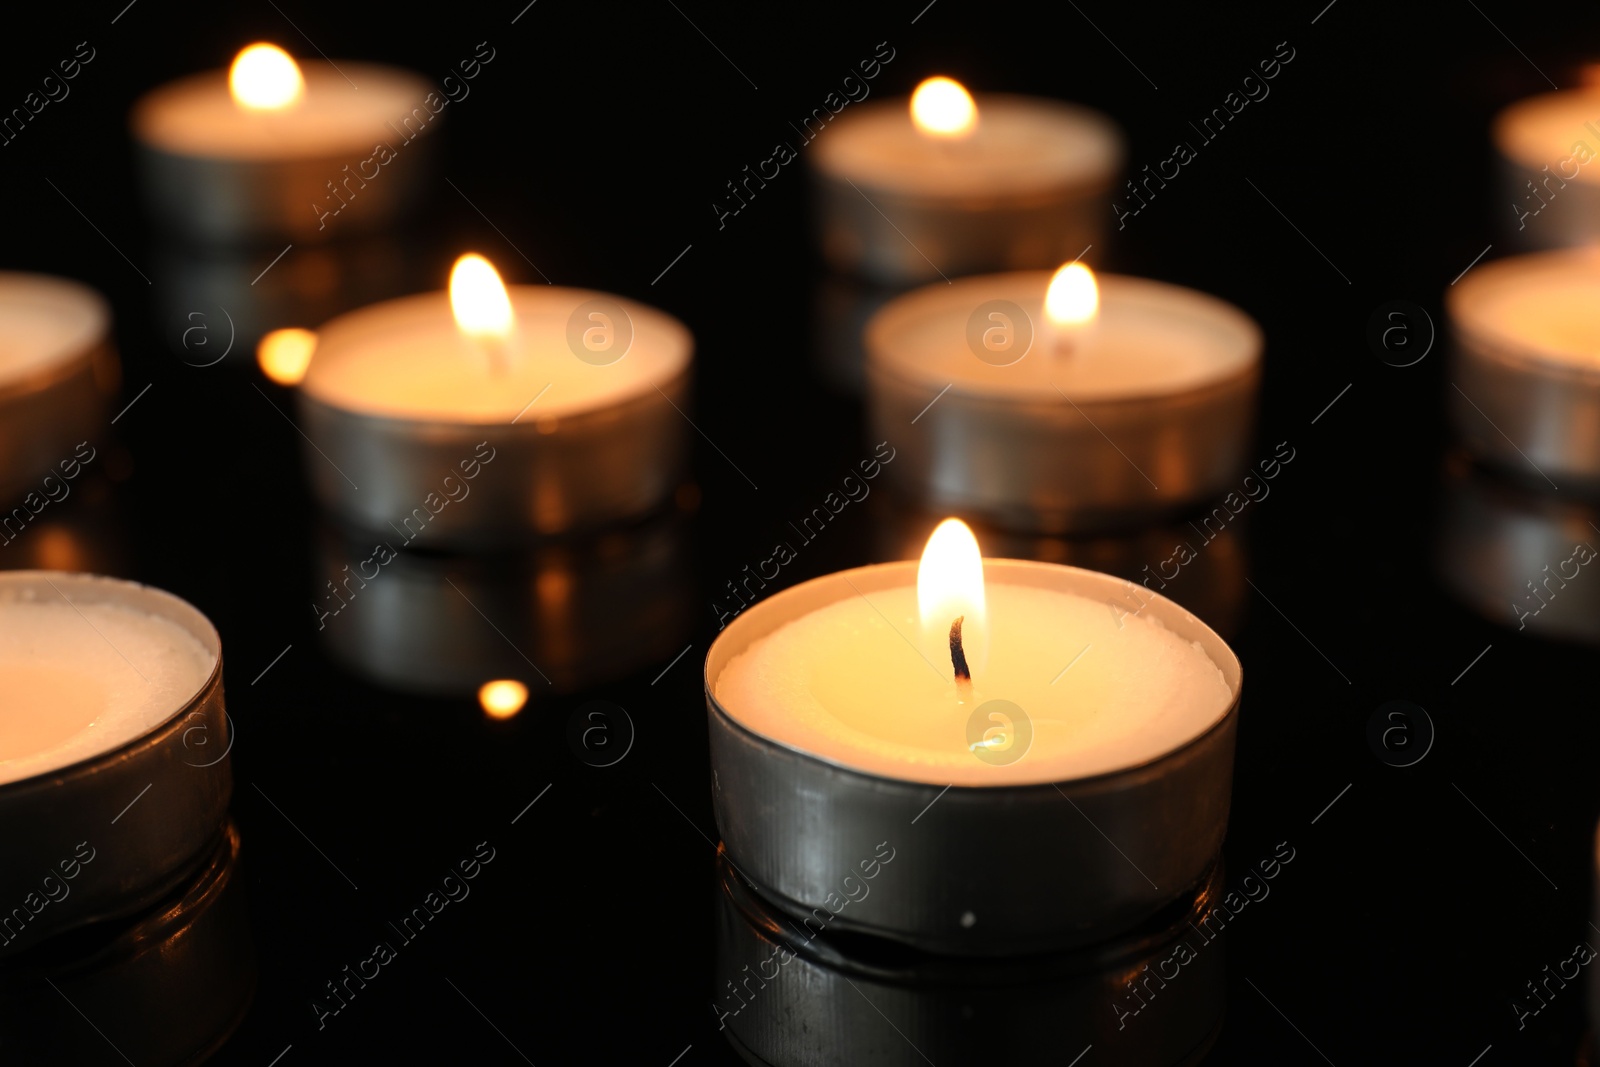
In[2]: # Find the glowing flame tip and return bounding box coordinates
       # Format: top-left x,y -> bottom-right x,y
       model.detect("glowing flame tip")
229,44 -> 304,111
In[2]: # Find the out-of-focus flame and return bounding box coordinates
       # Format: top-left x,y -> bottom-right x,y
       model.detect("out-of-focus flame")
449,253 -> 514,340
911,77 -> 977,139
479,679 -> 528,719
257,327 -> 316,385
229,44 -> 305,111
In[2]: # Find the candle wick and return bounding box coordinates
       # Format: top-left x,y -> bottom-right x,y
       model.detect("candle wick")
948,615 -> 972,686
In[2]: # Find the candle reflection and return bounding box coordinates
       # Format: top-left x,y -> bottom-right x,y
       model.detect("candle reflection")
713,849 -> 1226,1066
312,504 -> 694,697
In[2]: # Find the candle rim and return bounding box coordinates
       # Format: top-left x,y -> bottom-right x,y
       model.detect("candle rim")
812,92 -> 1126,200
0,570 -> 222,792
1492,87 -> 1600,182
0,272 -> 110,396
131,60 -> 434,161
1448,248 -> 1600,376
705,557 -> 1241,788
299,285 -> 694,424
866,270 -> 1262,402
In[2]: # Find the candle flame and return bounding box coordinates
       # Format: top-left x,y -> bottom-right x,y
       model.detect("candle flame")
229,44 -> 305,111
1044,262 -> 1098,328
449,253 -> 514,340
918,518 -> 986,668
257,327 -> 316,385
479,679 -> 528,719
910,77 -> 977,139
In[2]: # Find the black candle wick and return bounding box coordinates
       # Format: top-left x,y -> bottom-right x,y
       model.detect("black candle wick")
949,615 -> 972,683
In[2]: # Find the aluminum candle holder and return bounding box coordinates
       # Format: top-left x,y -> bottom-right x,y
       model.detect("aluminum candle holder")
313,507 -> 694,695
0,573 -> 230,958
131,61 -> 437,245
810,94 -> 1123,285
866,273 -> 1262,534
705,559 -> 1241,957
1448,249 -> 1600,491
714,851 -> 1226,1066
296,288 -> 693,549
0,823 -> 253,1065
0,274 -> 118,504
1493,88 -> 1600,251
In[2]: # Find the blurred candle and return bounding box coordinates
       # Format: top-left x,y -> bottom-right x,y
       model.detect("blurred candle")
131,43 -> 435,243
811,77 -> 1123,283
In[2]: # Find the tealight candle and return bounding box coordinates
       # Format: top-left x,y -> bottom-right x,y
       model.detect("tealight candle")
810,77 -> 1123,284
866,264 -> 1261,532
706,520 -> 1241,955
0,272 -> 117,501
1447,248 -> 1600,488
1492,86 -> 1600,249
0,571 -> 228,957
297,253 -> 693,547
131,43 -> 436,243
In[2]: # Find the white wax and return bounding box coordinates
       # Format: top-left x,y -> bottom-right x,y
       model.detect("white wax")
301,287 -> 692,422
813,94 -> 1122,199
715,577 -> 1233,786
0,576 -> 216,786
0,273 -> 107,385
1494,89 -> 1600,184
132,61 -> 431,160
1449,249 -> 1600,370
869,272 -> 1259,401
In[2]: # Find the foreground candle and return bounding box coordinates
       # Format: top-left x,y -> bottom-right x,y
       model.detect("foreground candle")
706,521 -> 1241,955
1448,248 -> 1600,488
131,43 -> 436,243
0,571 -> 229,958
1493,86 -> 1600,249
0,588 -> 214,785
866,264 -> 1261,531
298,253 -> 693,546
0,272 -> 116,501
810,77 -> 1123,284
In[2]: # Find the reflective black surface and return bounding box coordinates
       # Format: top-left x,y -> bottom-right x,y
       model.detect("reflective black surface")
3,3 -> 1600,1064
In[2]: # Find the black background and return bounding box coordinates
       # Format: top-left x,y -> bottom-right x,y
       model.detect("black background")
3,1 -> 1600,1063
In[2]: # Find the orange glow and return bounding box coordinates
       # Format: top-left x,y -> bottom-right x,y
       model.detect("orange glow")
229,44 -> 304,111
1044,262 -> 1099,328
257,327 -> 316,385
911,77 -> 977,139
449,253 -> 514,340
479,680 -> 528,719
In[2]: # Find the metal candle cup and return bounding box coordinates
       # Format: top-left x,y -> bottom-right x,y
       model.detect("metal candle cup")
714,851 -> 1226,1066
0,273 -> 117,504
296,285 -> 693,549
1493,88 -> 1600,251
866,272 -> 1262,533
810,93 -> 1122,285
1447,249 -> 1600,491
705,559 -> 1241,956
0,572 -> 230,958
131,60 -> 437,245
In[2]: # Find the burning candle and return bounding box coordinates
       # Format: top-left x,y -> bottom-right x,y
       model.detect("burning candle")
0,272 -> 116,502
866,262 -> 1261,532
0,571 -> 229,957
706,520 -> 1241,954
1448,248 -> 1600,489
131,43 -> 435,243
0,577 -> 215,786
297,253 -> 693,546
1492,86 -> 1600,249
811,76 -> 1123,284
